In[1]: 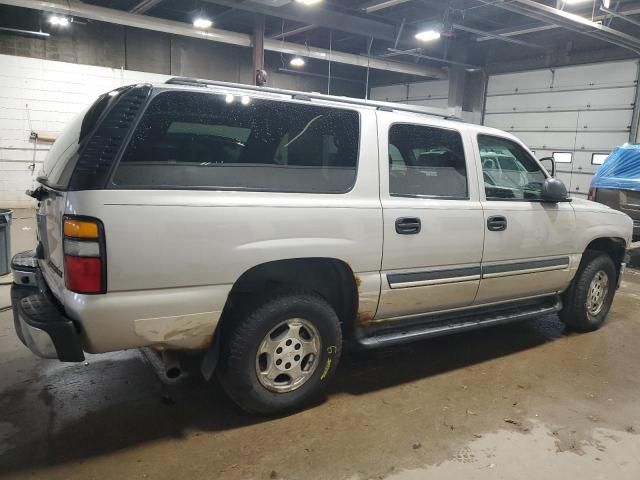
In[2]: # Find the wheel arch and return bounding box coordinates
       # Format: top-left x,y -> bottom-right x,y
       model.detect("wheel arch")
583,236 -> 627,274
220,257 -> 360,336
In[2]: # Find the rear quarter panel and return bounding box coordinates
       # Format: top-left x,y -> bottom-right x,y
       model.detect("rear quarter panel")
63,108 -> 383,352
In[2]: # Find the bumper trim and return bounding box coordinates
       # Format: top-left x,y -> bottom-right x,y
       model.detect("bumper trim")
11,284 -> 85,362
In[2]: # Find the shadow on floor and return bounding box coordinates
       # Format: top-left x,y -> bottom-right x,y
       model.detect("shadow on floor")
0,314 -> 565,475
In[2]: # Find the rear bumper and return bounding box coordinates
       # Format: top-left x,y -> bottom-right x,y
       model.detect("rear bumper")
10,252 -> 84,362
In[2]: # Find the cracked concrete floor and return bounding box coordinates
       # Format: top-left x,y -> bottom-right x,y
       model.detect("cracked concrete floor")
1,211 -> 640,479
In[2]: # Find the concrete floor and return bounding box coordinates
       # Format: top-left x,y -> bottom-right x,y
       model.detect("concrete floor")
2,211 -> 640,479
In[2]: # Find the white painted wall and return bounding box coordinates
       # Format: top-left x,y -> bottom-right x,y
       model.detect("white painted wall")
485,60 -> 639,197
0,54 -> 171,208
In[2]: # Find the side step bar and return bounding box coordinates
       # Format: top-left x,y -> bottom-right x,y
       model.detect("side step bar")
355,296 -> 562,349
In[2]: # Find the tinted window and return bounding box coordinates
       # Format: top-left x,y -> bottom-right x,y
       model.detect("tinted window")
478,135 -> 546,201
388,124 -> 468,199
113,91 -> 360,193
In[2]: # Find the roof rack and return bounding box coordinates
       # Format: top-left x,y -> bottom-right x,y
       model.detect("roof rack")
164,77 -> 462,121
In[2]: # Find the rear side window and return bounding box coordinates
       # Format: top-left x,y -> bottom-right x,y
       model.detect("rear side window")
112,91 -> 360,193
388,123 -> 468,199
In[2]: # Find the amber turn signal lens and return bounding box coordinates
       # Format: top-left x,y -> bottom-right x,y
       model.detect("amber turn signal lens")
63,219 -> 99,239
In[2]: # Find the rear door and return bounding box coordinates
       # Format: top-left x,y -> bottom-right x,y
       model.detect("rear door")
376,112 -> 484,319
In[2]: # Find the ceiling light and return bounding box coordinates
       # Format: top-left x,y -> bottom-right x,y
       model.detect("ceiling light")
295,0 -> 323,5
290,56 -> 305,67
602,0 -> 611,7
193,17 -> 213,29
48,15 -> 70,26
562,0 -> 592,4
415,29 -> 441,42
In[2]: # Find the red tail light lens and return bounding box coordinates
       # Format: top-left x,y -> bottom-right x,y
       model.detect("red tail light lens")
62,216 -> 106,294
64,256 -> 103,293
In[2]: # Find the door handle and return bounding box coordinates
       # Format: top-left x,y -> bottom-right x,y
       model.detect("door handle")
395,217 -> 421,235
487,215 -> 507,232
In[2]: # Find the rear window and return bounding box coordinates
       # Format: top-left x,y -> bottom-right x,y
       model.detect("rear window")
112,91 -> 360,193
41,89 -> 121,188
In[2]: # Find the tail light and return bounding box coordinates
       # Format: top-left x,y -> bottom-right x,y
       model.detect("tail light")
588,187 -> 597,201
63,217 -> 106,294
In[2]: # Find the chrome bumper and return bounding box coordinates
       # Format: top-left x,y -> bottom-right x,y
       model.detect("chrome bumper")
11,251 -> 84,362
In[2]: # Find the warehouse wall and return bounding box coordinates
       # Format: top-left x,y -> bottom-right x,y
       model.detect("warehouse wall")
0,54 -> 174,208
485,60 -> 639,197
370,79 -> 450,110
369,74 -> 486,124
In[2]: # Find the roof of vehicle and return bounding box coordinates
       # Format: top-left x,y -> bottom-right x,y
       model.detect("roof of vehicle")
147,78 -> 530,149
158,77 -> 463,122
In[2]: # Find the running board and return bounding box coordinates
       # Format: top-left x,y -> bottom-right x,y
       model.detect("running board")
355,296 -> 562,349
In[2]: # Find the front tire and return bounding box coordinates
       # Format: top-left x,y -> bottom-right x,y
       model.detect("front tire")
560,251 -> 617,332
217,292 -> 342,415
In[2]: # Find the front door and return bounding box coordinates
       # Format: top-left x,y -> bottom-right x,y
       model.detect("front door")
474,133 -> 576,304
376,113 -> 485,320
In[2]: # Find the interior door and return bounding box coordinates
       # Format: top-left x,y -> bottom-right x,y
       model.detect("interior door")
474,133 -> 576,304
376,113 -> 485,320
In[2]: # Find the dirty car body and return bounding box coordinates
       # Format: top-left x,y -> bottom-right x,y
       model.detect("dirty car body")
11,78 -> 634,414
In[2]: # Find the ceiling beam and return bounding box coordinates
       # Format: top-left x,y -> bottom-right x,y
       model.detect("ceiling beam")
359,0 -> 412,14
200,0 -> 397,42
476,0 -> 640,54
0,0 -> 445,78
271,24 -> 316,40
512,0 -> 640,47
382,48 -> 482,69
452,23 -> 546,49
129,0 -> 163,14
475,5 -> 640,42
600,6 -> 640,29
475,24 -> 555,42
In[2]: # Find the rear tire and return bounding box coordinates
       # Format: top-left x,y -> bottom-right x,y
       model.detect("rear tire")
217,292 -> 342,415
560,251 -> 617,332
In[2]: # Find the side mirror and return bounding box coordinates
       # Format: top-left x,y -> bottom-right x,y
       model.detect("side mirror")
542,177 -> 569,203
539,156 -> 555,177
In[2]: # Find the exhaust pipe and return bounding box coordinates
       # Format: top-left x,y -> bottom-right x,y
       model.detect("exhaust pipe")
162,351 -> 182,379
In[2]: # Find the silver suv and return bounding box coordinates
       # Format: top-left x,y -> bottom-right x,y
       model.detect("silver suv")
11,78 -> 633,414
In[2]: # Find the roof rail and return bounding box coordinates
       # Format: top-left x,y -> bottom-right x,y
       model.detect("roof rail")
164,77 -> 462,121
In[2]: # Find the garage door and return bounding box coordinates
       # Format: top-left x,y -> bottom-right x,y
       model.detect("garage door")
484,60 -> 639,197
370,79 -> 449,110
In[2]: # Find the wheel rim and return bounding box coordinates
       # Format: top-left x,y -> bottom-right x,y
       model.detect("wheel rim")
255,318 -> 321,393
586,270 -> 609,316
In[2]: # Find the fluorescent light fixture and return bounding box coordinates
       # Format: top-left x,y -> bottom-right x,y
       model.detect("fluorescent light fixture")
241,96 -> 251,105
602,0 -> 610,7
193,17 -> 213,29
295,0 -> 323,5
290,56 -> 305,67
225,94 -> 234,104
415,29 -> 441,42
48,15 -> 70,26
562,0 -> 592,4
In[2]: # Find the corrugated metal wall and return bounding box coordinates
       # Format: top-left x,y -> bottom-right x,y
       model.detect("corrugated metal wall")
485,60 -> 639,197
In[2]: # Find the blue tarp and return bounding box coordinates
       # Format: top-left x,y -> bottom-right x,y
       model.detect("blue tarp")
591,143 -> 640,192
